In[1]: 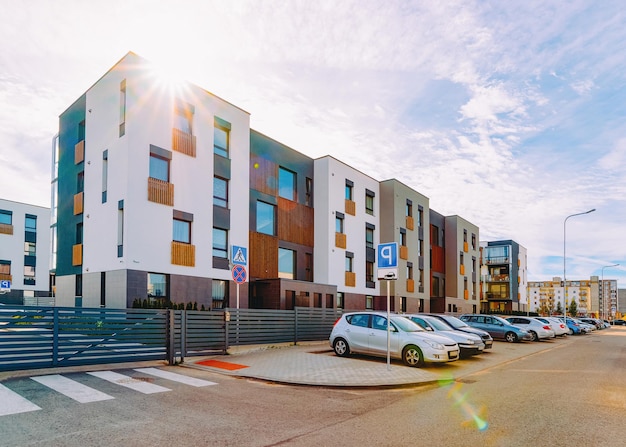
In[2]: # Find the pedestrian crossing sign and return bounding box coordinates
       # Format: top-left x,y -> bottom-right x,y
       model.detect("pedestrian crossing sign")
232,245 -> 247,265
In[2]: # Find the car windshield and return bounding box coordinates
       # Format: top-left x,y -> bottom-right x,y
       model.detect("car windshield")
438,315 -> 468,329
423,317 -> 451,331
392,316 -> 425,332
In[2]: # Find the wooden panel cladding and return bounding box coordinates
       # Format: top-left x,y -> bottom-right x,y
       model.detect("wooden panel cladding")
72,244 -> 82,266
148,177 -> 174,206
277,197 -> 314,246
345,199 -> 356,216
335,232 -> 347,249
171,241 -> 195,267
345,271 -> 356,287
172,128 -> 196,157
431,245 -> 445,273
73,192 -> 84,215
250,156 -> 277,195
399,245 -> 408,260
406,216 -> 414,231
249,231 -> 278,279
463,241 -> 469,253
460,264 -> 465,275
0,223 -> 13,235
407,278 -> 415,293
0,273 -> 12,282
75,140 -> 85,164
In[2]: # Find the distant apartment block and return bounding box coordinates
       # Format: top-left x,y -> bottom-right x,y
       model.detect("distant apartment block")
0,198 -> 51,304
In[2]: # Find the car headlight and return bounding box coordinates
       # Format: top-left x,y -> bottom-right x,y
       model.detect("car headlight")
424,340 -> 444,350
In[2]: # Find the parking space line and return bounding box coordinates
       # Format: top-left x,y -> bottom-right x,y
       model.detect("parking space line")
133,368 -> 217,387
0,383 -> 41,416
31,374 -> 114,403
87,371 -> 171,394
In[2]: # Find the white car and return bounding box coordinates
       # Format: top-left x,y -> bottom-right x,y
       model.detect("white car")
535,316 -> 568,337
404,314 -> 485,357
330,312 -> 460,367
505,316 -> 555,341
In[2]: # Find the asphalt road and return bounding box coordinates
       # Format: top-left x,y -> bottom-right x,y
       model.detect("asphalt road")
1,327 -> 624,446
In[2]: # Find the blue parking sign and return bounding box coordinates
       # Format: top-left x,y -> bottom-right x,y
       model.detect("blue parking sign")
377,243 -> 398,268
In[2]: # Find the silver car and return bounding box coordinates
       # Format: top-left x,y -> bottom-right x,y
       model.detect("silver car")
535,316 -> 568,337
404,314 -> 485,357
330,312 -> 460,367
505,316 -> 556,341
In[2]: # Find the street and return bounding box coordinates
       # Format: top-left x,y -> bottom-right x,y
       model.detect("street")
1,328 -> 625,446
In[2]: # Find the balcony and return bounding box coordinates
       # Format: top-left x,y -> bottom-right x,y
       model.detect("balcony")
172,128 -> 196,157
171,241 -> 195,267
488,274 -> 510,283
0,273 -> 12,282
460,264 -> 465,275
400,245 -> 408,260
464,289 -> 469,300
463,241 -> 468,253
345,271 -> 356,287
0,223 -> 13,235
148,177 -> 174,206
345,199 -> 356,216
485,256 -> 509,265
335,232 -> 346,249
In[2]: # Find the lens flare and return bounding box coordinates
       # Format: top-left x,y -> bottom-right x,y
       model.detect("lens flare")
443,380 -> 489,432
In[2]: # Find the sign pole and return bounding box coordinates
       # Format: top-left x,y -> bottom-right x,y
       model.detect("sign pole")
387,279 -> 391,370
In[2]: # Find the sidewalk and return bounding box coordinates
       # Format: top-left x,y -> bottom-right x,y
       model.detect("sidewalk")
182,337 -> 569,387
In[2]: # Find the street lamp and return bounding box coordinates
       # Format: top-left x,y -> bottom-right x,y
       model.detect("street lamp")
601,263 -> 619,320
563,209 -> 595,322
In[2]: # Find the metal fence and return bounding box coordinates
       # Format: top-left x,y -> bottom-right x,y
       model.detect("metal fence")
0,305 -> 340,372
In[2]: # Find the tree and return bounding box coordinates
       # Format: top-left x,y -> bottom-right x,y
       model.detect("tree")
569,299 -> 578,317
555,302 -> 563,315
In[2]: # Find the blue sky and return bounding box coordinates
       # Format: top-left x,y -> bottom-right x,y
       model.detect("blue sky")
1,0 -> 625,287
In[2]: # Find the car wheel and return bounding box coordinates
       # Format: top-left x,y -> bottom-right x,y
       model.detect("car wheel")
568,328 -> 573,335
530,331 -> 539,342
402,345 -> 424,367
333,338 -> 350,357
505,332 -> 518,343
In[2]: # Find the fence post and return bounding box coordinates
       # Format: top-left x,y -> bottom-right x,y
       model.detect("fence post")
52,308 -> 59,367
180,310 -> 186,363
294,307 -> 299,345
224,310 -> 230,354
167,309 -> 175,365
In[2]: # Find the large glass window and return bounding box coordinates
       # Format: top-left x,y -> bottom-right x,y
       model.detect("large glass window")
278,248 -> 296,279
25,216 -> 36,232
345,255 -> 353,273
0,210 -> 11,225
278,167 -> 296,201
366,226 -> 374,249
148,273 -> 168,304
149,154 -> 169,182
256,201 -> 275,235
212,280 -> 228,309
173,219 -> 191,243
175,102 -> 193,134
365,191 -> 374,215
24,266 -> 35,285
212,228 -> 228,258
336,215 -> 344,233
214,123 -> 229,158
213,176 -> 228,208
345,181 -> 353,200
24,242 -> 36,256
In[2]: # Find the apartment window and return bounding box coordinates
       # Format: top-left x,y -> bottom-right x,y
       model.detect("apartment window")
148,273 -> 168,304
76,222 -> 83,244
406,200 -> 413,218
345,253 -> 353,273
419,269 -> 424,291
24,266 -> 35,285
336,292 -> 344,309
173,218 -> 191,244
25,215 -> 36,232
212,227 -> 228,258
24,242 -> 36,256
214,117 -> 230,158
305,253 -> 313,281
102,150 -> 108,203
212,280 -> 229,309
256,201 -> 276,236
336,214 -> 344,233
278,167 -> 296,201
213,176 -> 228,208
365,189 -> 375,215
401,297 -> 407,313
77,171 -> 84,193
365,226 -> 374,249
417,207 -> 423,227
460,251 -> 464,265
117,200 -> 124,257
365,295 -> 373,310
418,239 -> 423,256
119,79 -> 126,137
149,153 -> 170,182
78,120 -> 85,141
0,210 -> 12,225
407,263 -> 413,280
305,177 -> 313,206
471,233 -> 476,250
463,229 -> 468,242
174,101 -> 193,135
278,248 -> 296,279
345,180 -> 353,201
366,260 -> 374,284
400,229 -> 407,246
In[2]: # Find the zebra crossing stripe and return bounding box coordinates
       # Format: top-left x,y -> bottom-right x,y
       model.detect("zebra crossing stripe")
87,370 -> 171,394
134,368 -> 218,387
0,384 -> 41,416
31,375 -> 114,403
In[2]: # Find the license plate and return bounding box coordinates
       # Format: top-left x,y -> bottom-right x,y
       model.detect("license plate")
449,350 -> 459,359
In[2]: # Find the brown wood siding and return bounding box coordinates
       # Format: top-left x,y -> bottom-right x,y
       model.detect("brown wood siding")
148,177 -> 174,206
345,199 -> 356,216
250,156 -> 277,195
277,198 -> 314,246
73,192 -> 84,215
406,216 -> 414,231
432,245 -> 445,273
72,244 -> 82,266
407,278 -> 415,293
400,245 -> 408,260
74,140 -> 85,164
249,231 -> 278,279
345,271 -> 356,287
171,242 -> 195,266
0,223 -> 13,235
335,232 -> 347,249
172,128 -> 196,157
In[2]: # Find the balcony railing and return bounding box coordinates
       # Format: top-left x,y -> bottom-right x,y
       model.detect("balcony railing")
407,278 -> 415,293
75,140 -> 85,164
335,232 -> 346,249
406,216 -> 414,231
148,177 -> 174,206
345,271 -> 356,287
485,256 -> 509,265
73,192 -> 84,215
171,241 -> 195,267
0,223 -> 13,235
345,199 -> 356,216
72,244 -> 82,266
172,128 -> 196,157
400,245 -> 408,260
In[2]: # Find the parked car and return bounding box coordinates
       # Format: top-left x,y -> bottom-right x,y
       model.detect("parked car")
612,319 -> 626,326
505,316 -> 555,341
404,314 -> 485,357
459,314 -> 531,342
556,317 -> 582,335
535,316 -> 568,337
330,312 -> 460,367
424,313 -> 494,349
572,318 -> 595,333
578,317 -> 604,330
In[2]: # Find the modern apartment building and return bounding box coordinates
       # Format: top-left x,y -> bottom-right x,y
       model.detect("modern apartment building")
0,198 -> 51,304
52,52 -> 482,312
480,240 -> 528,312
379,179 -> 429,313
